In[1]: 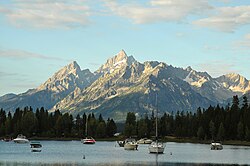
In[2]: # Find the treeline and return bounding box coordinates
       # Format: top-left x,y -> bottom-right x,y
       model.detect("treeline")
124,95 -> 250,141
0,107 -> 117,138
1,95 -> 250,141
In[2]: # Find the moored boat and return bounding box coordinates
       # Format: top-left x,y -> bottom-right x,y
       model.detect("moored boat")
13,134 -> 29,143
211,142 -> 223,150
30,142 -> 42,152
148,93 -> 165,154
124,138 -> 138,150
81,118 -> 96,144
117,140 -> 125,147
2,136 -> 12,142
137,138 -> 153,144
81,137 -> 96,144
148,141 -> 165,153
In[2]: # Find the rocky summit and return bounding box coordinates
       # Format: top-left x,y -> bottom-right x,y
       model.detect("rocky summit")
1,50 -> 250,121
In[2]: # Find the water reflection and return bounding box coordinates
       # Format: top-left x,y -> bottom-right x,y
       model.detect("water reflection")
1,141 -> 250,165
0,162 -> 244,166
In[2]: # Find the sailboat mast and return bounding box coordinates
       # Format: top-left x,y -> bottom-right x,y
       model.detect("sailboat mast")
156,93 -> 158,142
85,117 -> 88,137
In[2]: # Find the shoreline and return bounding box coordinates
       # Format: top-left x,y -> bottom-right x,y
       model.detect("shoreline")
2,136 -> 250,146
163,136 -> 250,146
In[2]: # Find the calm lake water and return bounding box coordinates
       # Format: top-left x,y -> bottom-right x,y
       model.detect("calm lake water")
0,140 -> 250,166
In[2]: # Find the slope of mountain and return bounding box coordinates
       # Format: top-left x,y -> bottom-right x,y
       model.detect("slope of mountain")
0,61 -> 97,112
182,67 -> 250,103
52,55 -> 214,121
216,73 -> 250,93
1,50 -> 249,121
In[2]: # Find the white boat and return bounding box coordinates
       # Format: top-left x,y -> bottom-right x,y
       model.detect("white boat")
137,138 -> 153,144
30,142 -> 42,152
81,119 -> 96,144
148,141 -> 165,153
13,134 -> 29,143
81,137 -> 96,144
124,138 -> 138,150
211,142 -> 223,150
148,93 -> 165,154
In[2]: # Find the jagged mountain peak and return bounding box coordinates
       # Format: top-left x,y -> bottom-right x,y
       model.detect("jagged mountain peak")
117,49 -> 127,58
37,61 -> 93,92
216,73 -> 250,93
183,67 -> 212,88
68,61 -> 80,69
218,73 -> 248,84
224,73 -> 244,80
186,66 -> 193,72
96,50 -> 136,74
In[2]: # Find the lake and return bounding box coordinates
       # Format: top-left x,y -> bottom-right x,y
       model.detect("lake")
0,140 -> 250,166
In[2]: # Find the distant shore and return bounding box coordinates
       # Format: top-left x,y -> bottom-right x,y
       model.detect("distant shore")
163,136 -> 250,146
2,136 -> 250,146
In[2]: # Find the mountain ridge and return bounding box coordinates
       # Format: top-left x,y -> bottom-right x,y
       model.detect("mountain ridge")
1,50 -> 250,121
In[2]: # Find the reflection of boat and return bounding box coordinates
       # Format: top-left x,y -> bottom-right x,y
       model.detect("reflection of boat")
148,93 -> 165,154
124,138 -> 138,150
211,142 -> 223,150
13,134 -> 29,143
81,137 -> 96,144
137,138 -> 153,144
30,142 -> 42,152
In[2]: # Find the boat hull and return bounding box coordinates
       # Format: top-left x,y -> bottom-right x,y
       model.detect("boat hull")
148,146 -> 165,154
211,143 -> 223,150
81,138 -> 96,144
124,143 -> 138,150
13,139 -> 29,143
137,138 -> 153,144
148,142 -> 165,154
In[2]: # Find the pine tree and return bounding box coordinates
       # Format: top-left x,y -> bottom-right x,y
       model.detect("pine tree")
217,123 -> 225,141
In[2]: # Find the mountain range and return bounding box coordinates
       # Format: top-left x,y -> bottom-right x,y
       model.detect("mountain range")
1,50 -> 250,121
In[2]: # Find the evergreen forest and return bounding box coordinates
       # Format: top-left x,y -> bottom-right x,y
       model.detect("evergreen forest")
0,95 -> 250,142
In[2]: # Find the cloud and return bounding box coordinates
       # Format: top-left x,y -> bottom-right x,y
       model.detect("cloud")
104,0 -> 213,24
196,61 -> 238,78
0,0 -> 91,29
0,48 -> 64,61
193,6 -> 250,32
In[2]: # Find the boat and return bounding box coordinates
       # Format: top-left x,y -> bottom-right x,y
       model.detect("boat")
137,138 -> 153,144
81,118 -> 96,144
148,141 -> 165,153
211,141 -> 223,150
81,137 -> 96,144
30,142 -> 42,152
148,93 -> 165,154
117,140 -> 125,147
13,134 -> 29,143
124,138 -> 138,150
2,136 -> 12,142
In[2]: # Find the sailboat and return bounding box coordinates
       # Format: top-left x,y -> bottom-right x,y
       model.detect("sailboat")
81,117 -> 96,144
148,93 -> 165,154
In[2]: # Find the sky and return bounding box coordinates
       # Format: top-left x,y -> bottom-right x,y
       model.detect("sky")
0,0 -> 250,96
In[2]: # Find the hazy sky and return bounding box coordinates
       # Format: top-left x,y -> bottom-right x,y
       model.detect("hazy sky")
1,0 -> 250,96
